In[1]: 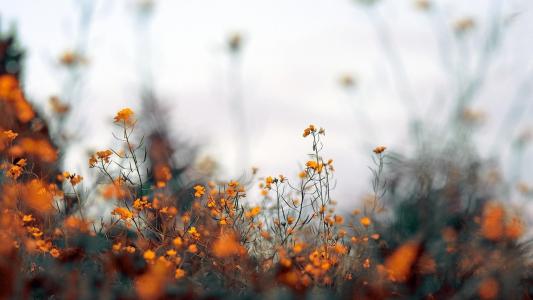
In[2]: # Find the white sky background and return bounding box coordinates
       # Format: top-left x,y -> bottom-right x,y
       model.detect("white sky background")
1,0 -> 533,211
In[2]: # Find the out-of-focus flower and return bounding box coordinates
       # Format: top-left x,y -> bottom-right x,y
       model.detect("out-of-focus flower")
49,248 -> 60,258
3,130 -> 18,142
481,202 -> 504,241
339,74 -> 356,88
479,277 -> 499,300
143,249 -> 156,261
461,108 -> 485,125
23,180 -> 54,212
360,216 -> 371,227
173,237 -> 183,248
154,164 -> 172,188
212,233 -> 246,257
49,96 -> 69,115
59,50 -> 86,67
373,146 -> 386,154
454,17 -> 476,35
384,241 -> 419,282
175,268 -> 186,280
505,217 -> 524,240
414,0 -> 431,11
187,244 -> 198,253
227,32 -> 243,53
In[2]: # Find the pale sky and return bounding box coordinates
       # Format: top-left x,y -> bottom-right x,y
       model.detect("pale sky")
1,0 -> 533,210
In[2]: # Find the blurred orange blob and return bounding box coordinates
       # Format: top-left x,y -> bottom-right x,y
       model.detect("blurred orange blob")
18,138 -> 58,163
505,217 -> 524,240
212,233 -> 246,258
385,241 -> 419,282
481,202 -> 504,241
23,179 -> 54,213
135,259 -> 170,300
479,277 -> 499,300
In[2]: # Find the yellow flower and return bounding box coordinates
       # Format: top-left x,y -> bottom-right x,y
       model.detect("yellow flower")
188,227 -> 200,239
166,249 -> 177,257
113,108 -> 135,124
193,185 -> 205,198
22,214 -> 34,223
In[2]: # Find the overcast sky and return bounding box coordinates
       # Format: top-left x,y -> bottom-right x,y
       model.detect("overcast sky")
1,0 -> 533,210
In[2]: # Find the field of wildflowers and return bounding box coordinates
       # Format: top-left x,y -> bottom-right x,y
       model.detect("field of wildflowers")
1,0 -> 533,299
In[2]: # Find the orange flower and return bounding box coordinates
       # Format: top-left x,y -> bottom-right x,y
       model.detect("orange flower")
302,124 -> 316,138
188,244 -> 198,253
113,108 -> 135,124
175,268 -> 186,280
193,185 -> 205,198
245,206 -> 261,219
112,207 -> 133,220
49,248 -> 60,258
360,216 -> 371,227
373,146 -> 386,154
143,249 -> 156,261
69,174 -> 83,186
96,150 -> 113,163
3,130 -> 18,141
173,237 -> 183,248
306,160 -> 323,172
7,165 -> 22,180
